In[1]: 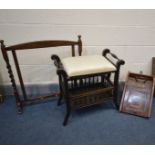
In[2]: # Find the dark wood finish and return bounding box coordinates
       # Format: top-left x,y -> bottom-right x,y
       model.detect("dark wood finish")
12,50 -> 28,100
152,57 -> 155,76
152,57 -> 155,96
21,93 -> 59,104
0,36 -> 82,113
0,94 -> 3,103
52,49 -> 125,125
103,49 -> 125,108
0,40 -> 22,113
6,40 -> 80,51
78,35 -> 82,56
119,72 -> 154,118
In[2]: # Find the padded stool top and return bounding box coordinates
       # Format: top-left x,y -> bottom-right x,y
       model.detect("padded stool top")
62,55 -> 116,77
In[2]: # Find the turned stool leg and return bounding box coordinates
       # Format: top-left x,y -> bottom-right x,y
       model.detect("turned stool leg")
113,71 -> 119,109
57,95 -> 63,106
0,94 -> 3,103
63,103 -> 71,126
63,110 -> 71,126
57,75 -> 63,106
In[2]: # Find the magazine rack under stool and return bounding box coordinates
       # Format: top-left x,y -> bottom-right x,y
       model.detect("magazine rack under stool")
52,49 -> 125,126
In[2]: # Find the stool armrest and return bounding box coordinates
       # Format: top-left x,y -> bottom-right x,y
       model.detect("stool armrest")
51,54 -> 62,68
102,49 -> 125,68
116,59 -> 125,68
102,48 -> 111,57
51,55 -> 68,77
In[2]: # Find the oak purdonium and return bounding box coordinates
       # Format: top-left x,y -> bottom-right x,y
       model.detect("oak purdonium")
119,72 -> 154,118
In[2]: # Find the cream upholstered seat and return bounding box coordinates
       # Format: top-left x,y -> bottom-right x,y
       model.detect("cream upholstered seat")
62,55 -> 116,77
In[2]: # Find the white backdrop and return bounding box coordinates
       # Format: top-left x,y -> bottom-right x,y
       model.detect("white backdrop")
0,10 -> 155,86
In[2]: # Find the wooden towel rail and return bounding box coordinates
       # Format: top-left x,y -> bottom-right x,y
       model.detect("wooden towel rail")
0,35 -> 82,113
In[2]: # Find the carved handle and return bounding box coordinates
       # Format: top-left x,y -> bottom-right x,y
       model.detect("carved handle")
51,54 -> 62,68
102,48 -> 125,68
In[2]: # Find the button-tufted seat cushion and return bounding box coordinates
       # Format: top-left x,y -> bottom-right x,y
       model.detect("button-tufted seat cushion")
62,55 -> 116,77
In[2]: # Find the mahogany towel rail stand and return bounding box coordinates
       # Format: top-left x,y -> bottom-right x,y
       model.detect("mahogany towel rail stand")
0,35 -> 82,113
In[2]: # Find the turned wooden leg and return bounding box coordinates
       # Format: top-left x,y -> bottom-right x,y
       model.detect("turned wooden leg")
63,108 -> 71,126
114,71 -> 119,109
0,94 -> 3,103
17,103 -> 23,114
57,94 -> 63,106
113,88 -> 119,109
58,75 -> 63,106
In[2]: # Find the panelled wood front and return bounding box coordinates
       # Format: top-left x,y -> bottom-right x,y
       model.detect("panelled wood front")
119,72 -> 154,117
